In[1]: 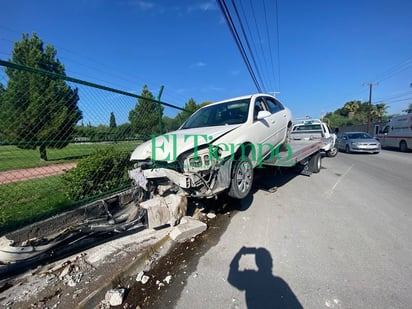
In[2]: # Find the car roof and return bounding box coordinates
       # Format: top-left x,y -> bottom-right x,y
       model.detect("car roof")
209,93 -> 277,106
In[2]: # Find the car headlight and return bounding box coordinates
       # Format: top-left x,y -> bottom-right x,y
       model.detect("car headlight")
183,147 -> 217,171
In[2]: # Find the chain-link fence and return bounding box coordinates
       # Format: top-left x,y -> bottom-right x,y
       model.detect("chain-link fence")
0,60 -> 186,233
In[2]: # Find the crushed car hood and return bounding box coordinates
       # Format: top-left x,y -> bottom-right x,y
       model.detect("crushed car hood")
130,125 -> 239,162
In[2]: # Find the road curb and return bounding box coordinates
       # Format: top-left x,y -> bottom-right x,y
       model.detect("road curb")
77,233 -> 174,309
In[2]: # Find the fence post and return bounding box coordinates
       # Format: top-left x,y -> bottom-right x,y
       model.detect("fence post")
157,85 -> 164,134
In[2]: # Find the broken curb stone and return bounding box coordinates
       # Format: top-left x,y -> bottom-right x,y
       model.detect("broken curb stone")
169,216 -> 207,242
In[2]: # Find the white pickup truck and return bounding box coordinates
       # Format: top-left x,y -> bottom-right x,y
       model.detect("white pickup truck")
290,118 -> 338,157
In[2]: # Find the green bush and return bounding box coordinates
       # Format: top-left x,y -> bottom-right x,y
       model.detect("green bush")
61,147 -> 133,201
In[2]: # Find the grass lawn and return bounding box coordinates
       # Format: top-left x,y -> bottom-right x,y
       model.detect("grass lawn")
0,141 -> 139,171
0,175 -> 74,234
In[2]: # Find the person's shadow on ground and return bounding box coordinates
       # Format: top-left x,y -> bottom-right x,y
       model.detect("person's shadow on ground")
228,247 -> 303,309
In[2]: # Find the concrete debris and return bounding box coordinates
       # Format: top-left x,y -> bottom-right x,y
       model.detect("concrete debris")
136,271 -> 150,284
141,275 -> 150,285
104,288 -> 126,306
206,210 -> 216,219
136,271 -> 144,282
155,280 -> 165,290
140,193 -> 187,228
58,255 -> 93,287
163,275 -> 172,284
169,216 -> 207,242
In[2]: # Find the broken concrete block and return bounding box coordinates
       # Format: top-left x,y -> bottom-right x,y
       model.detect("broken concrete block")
140,196 -> 170,228
169,216 -> 207,242
164,193 -> 187,226
140,193 -> 187,228
105,288 -> 125,306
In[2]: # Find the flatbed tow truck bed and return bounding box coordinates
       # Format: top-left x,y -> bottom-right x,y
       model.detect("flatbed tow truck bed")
263,139 -> 324,174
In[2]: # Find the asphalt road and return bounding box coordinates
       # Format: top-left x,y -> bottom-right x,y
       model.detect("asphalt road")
147,149 -> 412,308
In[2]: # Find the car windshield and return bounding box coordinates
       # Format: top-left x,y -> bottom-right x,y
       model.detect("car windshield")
181,99 -> 250,129
293,124 -> 322,131
347,132 -> 372,139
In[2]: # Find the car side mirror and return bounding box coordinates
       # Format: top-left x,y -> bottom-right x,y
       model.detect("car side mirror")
257,110 -> 271,120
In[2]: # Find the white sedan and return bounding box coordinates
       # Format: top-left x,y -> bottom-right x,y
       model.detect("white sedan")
130,93 -> 292,199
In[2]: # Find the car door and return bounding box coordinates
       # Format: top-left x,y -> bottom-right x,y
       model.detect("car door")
338,133 -> 349,150
263,96 -> 288,145
247,97 -> 278,160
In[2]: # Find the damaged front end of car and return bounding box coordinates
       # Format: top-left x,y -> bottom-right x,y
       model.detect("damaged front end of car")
130,130 -> 239,199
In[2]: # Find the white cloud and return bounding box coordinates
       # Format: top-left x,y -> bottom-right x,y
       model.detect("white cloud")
190,61 -> 207,68
187,1 -> 218,13
125,0 -> 155,10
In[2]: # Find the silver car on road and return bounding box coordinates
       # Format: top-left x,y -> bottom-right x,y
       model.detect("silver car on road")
336,131 -> 381,154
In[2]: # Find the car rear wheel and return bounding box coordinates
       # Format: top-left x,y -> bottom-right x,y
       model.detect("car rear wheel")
228,157 -> 253,199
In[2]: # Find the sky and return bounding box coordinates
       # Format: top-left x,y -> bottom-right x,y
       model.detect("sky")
1,0 -> 412,125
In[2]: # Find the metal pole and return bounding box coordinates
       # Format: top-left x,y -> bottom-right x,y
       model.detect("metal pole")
157,85 -> 164,134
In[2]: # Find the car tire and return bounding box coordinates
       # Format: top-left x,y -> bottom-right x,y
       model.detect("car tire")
228,156 -> 254,199
311,152 -> 321,173
400,140 -> 408,152
327,146 -> 338,157
345,145 -> 351,153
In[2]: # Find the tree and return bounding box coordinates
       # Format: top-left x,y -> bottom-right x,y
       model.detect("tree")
1,33 -> 82,160
128,85 -> 164,139
323,111 -> 349,128
344,100 -> 361,118
162,115 -> 180,132
175,98 -> 200,126
371,103 -> 388,122
109,112 -> 117,128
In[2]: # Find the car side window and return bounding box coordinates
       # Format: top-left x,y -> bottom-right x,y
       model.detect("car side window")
254,98 -> 266,120
264,97 -> 284,114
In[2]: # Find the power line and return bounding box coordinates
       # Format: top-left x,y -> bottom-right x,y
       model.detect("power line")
231,0 -> 267,91
217,0 -> 263,93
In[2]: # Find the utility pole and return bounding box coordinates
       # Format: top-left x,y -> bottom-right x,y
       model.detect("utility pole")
364,83 -> 378,134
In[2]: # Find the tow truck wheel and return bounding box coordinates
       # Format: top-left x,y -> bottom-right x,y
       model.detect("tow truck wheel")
327,146 -> 338,157
311,152 -> 321,173
228,157 -> 254,199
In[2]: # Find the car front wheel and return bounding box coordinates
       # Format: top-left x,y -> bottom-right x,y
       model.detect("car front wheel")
327,146 -> 338,157
228,157 -> 254,199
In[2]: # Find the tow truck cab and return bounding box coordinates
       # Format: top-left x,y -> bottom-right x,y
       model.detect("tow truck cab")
291,118 -> 338,157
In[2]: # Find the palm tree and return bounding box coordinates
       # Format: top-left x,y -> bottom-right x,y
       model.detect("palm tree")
371,103 -> 388,122
344,101 -> 361,118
